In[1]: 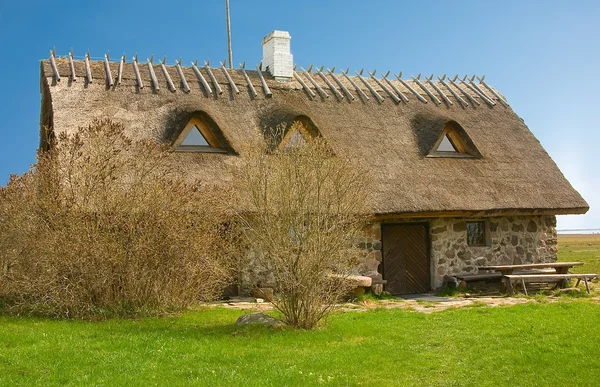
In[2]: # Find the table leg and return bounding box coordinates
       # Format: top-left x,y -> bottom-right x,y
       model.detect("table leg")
500,270 -> 513,294
505,278 -> 514,295
556,267 -> 570,288
520,279 -> 528,296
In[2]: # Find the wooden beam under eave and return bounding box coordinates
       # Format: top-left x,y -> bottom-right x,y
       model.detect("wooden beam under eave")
373,207 -> 589,220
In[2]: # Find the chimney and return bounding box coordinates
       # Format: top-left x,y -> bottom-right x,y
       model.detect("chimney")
261,30 -> 293,82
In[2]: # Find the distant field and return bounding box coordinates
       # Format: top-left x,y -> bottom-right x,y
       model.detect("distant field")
558,234 -> 600,274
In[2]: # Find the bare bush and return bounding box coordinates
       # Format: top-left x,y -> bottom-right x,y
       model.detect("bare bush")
234,123 -> 370,329
0,119 -> 233,318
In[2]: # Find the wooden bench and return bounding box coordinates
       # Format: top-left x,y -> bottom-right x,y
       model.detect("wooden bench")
456,269 -> 556,283
504,274 -> 598,295
456,273 -> 502,282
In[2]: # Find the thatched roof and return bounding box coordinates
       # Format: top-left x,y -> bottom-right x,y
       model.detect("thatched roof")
39,57 -> 588,217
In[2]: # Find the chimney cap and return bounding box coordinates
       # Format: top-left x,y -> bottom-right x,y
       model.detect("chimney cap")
262,30 -> 291,45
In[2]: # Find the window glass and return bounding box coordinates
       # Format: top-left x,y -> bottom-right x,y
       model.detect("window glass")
437,135 -> 457,152
181,125 -> 210,146
467,221 -> 486,246
284,129 -> 308,148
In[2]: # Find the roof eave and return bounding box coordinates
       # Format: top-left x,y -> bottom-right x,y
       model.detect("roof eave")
374,206 -> 590,220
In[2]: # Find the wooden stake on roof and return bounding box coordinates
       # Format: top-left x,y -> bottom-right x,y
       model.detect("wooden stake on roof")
438,75 -> 468,107
132,54 -> 143,89
301,66 -> 329,98
49,49 -> 61,82
468,76 -> 495,105
192,60 -> 212,94
461,76 -> 494,106
85,50 -> 93,83
327,68 -> 355,100
477,76 -> 508,106
68,49 -> 77,82
116,53 -> 125,86
369,70 -> 400,104
382,71 -> 409,103
160,56 -> 176,92
176,58 -> 191,93
411,75 -> 441,104
316,66 -> 344,100
395,72 -> 427,103
203,61 -> 223,94
220,61 -> 239,94
355,69 -> 384,103
450,75 -> 480,106
341,68 -> 369,100
104,51 -> 114,87
426,75 -> 451,105
293,65 -> 316,99
147,55 -> 159,91
239,62 -> 257,98
255,64 -> 272,97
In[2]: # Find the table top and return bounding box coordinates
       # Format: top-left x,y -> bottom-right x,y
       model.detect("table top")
478,262 -> 584,271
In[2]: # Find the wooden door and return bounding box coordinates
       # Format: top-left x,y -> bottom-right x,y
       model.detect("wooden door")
382,223 -> 430,294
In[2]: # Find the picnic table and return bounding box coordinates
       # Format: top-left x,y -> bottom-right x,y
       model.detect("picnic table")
478,262 -> 584,276
478,262 -> 597,295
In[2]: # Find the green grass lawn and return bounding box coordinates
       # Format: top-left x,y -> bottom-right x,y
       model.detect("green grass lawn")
1,234 -> 599,386
1,301 -> 600,386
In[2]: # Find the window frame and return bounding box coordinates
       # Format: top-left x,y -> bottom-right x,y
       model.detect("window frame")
427,121 -> 478,159
174,117 -> 228,153
466,220 -> 488,247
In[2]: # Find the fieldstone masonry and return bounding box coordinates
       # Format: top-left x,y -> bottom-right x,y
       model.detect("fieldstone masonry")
356,215 -> 557,291
355,223 -> 383,280
429,215 -> 557,288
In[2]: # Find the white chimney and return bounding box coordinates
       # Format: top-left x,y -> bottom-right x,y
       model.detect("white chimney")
261,30 -> 293,82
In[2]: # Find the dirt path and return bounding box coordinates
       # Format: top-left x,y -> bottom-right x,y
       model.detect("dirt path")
205,295 -> 553,314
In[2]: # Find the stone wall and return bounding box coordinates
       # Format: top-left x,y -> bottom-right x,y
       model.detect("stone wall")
430,215 -> 557,288
355,224 -> 383,280
238,215 -> 558,294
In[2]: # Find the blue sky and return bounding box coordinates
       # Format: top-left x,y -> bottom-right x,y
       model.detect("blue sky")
0,0 -> 598,229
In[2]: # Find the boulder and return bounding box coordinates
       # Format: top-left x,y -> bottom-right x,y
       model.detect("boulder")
235,313 -> 280,327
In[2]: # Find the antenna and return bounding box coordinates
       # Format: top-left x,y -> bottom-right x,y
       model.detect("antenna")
226,0 -> 233,69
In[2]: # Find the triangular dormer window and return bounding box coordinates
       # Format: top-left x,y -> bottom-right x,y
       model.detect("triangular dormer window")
175,117 -> 227,153
281,125 -> 310,149
277,116 -> 323,151
428,121 -> 480,158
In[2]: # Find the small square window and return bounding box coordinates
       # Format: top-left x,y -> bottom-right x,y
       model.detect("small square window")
467,221 -> 486,246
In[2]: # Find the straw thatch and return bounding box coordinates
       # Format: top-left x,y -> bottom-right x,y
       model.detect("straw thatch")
39,58 -> 588,217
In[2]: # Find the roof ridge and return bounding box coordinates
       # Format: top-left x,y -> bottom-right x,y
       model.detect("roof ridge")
43,50 -> 509,108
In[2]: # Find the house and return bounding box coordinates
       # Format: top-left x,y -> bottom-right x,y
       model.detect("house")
39,30 -> 588,294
